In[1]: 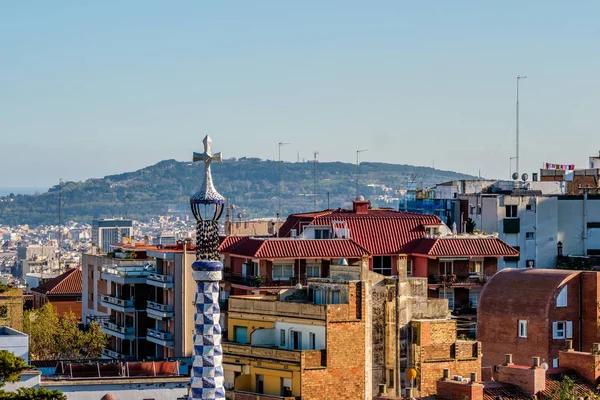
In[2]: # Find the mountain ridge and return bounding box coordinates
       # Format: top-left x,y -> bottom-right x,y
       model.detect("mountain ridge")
0,158 -> 477,226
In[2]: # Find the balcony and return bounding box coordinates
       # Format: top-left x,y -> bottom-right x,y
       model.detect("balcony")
428,274 -> 489,287
102,347 -> 135,360
146,272 -> 174,289
224,271 -> 307,288
147,301 -> 174,319
232,392 -> 295,400
228,297 -> 326,321
101,262 -> 155,284
100,294 -> 136,312
222,342 -> 302,364
101,321 -> 136,340
146,328 -> 174,348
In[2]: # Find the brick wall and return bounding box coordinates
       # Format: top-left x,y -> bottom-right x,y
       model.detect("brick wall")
548,278 -> 582,363
581,272 -> 600,353
300,281 -> 366,400
497,364 -> 545,396
483,258 -> 497,276
0,288 -> 23,331
559,350 -> 600,384
436,380 -> 484,400
419,359 -> 481,397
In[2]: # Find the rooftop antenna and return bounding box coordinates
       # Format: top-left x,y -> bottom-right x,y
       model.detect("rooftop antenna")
278,141 -> 290,224
313,151 -> 319,211
356,149 -> 368,196
516,75 -> 527,176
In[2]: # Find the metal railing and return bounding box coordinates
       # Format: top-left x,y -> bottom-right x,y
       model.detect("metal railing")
102,321 -> 135,335
147,328 -> 174,341
147,272 -> 174,283
101,294 -> 134,307
102,263 -> 154,278
147,301 -> 174,313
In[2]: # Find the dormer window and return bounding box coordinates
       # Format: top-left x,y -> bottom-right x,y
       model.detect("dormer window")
424,226 -> 439,237
314,228 -> 330,239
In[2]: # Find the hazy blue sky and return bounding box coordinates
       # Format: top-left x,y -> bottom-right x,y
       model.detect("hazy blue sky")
2,1 -> 599,188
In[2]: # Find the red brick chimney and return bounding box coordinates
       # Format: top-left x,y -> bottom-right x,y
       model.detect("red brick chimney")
353,198 -> 370,214
496,357 -> 545,396
559,343 -> 600,384
436,372 -> 483,400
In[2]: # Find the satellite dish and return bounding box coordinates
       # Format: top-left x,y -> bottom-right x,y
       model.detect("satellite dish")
512,172 -> 519,180
541,362 -> 549,370
237,212 -> 243,220
521,173 -> 529,182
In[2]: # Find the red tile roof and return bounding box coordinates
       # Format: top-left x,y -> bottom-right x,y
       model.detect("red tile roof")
412,237 -> 519,258
225,238 -> 369,259
277,205 -> 443,256
31,267 -> 82,296
482,382 -> 530,400
219,236 -> 251,254
543,371 -> 599,398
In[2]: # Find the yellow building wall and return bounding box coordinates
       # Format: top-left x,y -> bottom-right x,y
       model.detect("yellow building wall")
224,356 -> 301,397
227,318 -> 274,343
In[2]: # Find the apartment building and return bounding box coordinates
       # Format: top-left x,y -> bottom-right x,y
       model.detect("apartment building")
91,218 -> 133,254
82,240 -> 196,360
478,268 -> 600,369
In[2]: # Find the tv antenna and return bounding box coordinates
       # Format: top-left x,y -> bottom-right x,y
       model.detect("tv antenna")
356,149 -> 368,195
313,151 -> 319,211
516,75 -> 527,176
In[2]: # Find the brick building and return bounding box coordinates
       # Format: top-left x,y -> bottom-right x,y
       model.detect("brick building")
478,268 -> 600,369
30,267 -> 82,318
0,286 -> 23,331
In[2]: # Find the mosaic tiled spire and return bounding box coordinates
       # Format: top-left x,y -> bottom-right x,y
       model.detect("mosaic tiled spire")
190,135 -> 225,400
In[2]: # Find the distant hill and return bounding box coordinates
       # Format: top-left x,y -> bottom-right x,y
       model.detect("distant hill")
0,158 -> 476,226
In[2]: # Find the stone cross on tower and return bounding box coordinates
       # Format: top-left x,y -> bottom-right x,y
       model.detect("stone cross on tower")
192,135 -> 224,205
189,135 -> 226,400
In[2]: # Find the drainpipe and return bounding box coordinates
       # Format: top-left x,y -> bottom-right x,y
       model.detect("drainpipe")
395,277 -> 400,397
583,191 -> 589,255
579,273 -> 583,351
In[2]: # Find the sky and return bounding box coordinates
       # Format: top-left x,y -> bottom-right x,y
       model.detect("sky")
2,1 -> 600,188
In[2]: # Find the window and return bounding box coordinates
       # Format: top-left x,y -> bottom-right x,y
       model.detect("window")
256,375 -> 264,394
314,228 -> 330,239
526,204 -> 533,211
280,329 -> 286,347
328,290 -> 340,304
291,331 -> 302,350
505,205 -> 518,218
552,321 -> 573,339
469,290 -> 480,309
87,267 -> 94,279
281,378 -> 293,397
313,289 -> 324,304
388,369 -> 395,388
526,232 -> 535,240
273,264 -> 294,280
309,332 -> 316,350
406,260 -> 413,277
552,359 -> 559,368
557,286 -> 568,307
234,326 -> 248,344
518,320 -> 527,338
306,265 -> 320,278
469,260 -> 482,276
441,289 -> 454,309
373,256 -> 393,276
440,261 -> 453,275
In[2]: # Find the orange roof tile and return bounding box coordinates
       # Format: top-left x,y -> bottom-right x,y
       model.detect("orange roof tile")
412,237 -> 519,258
226,238 -> 369,259
31,267 -> 82,296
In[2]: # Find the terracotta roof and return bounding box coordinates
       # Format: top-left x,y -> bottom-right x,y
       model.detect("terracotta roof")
31,267 -> 82,296
543,370 -> 599,398
225,238 -> 369,259
479,268 -> 579,318
219,235 -> 251,253
277,205 -> 443,256
482,382 -> 530,400
412,237 -> 519,258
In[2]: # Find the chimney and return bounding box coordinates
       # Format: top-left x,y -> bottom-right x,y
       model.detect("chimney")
565,339 -> 573,351
594,343 -> 600,353
377,383 -> 387,395
497,359 -> 546,396
532,357 -> 540,368
443,368 -> 450,380
505,354 -> 513,365
470,372 -> 477,383
532,172 -> 538,181
352,197 -> 370,214
144,235 -> 150,246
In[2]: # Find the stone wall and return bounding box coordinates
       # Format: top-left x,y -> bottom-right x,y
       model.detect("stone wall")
0,288 -> 23,331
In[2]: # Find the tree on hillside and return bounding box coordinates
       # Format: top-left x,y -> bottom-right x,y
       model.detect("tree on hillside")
22,303 -> 107,360
0,351 -> 30,388
0,387 -> 67,400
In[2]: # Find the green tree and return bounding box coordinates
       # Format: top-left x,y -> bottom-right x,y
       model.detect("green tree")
0,351 -> 30,388
0,387 -> 66,400
22,303 -> 107,360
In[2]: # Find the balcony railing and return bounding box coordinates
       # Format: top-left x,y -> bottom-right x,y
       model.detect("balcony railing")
224,271 -> 307,288
102,347 -> 134,360
147,301 -> 174,313
222,342 -> 302,363
101,294 -> 134,308
228,297 -> 326,320
428,274 -> 489,286
147,328 -> 174,341
148,272 -> 174,284
102,321 -> 134,335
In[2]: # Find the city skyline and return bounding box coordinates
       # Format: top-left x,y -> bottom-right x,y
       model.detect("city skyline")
2,1 -> 600,187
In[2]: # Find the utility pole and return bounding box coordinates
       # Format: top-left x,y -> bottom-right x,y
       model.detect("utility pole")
516,75 -> 527,176
278,142 -> 290,227
356,149 -> 368,196
58,179 -> 63,271
313,151 -> 319,211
